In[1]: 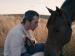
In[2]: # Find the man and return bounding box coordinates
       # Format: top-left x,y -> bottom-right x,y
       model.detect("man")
4,10 -> 44,56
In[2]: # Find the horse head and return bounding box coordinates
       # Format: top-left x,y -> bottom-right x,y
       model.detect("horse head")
44,7 -> 72,56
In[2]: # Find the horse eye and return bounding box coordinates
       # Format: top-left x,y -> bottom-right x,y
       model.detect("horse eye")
54,28 -> 60,32
56,30 -> 59,32
55,30 -> 60,32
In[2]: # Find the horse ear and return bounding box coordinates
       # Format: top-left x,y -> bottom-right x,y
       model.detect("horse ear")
56,6 -> 60,12
46,7 -> 53,13
56,6 -> 62,15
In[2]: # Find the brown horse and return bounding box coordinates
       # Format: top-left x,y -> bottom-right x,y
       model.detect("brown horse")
44,7 -> 72,56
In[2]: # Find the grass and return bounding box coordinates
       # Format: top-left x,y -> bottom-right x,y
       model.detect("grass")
0,15 -> 75,56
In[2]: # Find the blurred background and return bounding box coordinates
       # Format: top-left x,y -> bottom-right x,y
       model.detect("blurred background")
0,0 -> 75,56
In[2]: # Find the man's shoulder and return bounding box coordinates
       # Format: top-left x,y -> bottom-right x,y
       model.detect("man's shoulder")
8,23 -> 24,35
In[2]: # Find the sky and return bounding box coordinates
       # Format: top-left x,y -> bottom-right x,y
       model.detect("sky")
0,0 -> 65,15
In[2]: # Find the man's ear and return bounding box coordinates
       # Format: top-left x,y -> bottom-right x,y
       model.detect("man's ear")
46,7 -> 53,14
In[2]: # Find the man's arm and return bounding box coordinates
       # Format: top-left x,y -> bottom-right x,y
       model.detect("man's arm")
4,38 -> 10,56
4,32 -> 31,56
10,33 -> 31,56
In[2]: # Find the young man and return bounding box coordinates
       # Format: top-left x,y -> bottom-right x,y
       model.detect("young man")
4,10 -> 44,56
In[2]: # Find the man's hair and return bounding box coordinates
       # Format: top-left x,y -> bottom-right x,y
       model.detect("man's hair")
21,10 -> 39,24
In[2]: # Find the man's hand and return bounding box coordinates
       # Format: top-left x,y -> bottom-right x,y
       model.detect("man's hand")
25,37 -> 35,48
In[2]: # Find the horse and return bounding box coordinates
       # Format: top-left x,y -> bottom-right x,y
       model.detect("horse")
44,0 -> 75,55
44,6 -> 72,56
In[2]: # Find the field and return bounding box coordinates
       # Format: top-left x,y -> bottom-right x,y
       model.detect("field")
0,15 -> 75,56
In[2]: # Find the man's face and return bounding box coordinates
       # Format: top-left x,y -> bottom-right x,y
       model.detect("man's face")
30,16 -> 39,31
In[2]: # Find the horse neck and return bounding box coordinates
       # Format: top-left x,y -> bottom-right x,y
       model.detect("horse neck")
62,9 -> 72,24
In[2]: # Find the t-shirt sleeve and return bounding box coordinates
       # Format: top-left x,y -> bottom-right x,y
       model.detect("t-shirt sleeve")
4,31 -> 29,56
10,33 -> 27,56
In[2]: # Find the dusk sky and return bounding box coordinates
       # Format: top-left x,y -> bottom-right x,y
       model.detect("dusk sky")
0,0 -> 65,15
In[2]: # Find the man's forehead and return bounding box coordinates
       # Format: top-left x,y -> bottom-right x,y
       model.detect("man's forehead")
33,16 -> 39,20
33,15 -> 39,18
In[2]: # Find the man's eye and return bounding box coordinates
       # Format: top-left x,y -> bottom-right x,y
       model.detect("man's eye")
55,30 -> 60,32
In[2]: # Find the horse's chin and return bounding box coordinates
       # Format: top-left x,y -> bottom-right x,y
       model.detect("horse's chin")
32,52 -> 44,56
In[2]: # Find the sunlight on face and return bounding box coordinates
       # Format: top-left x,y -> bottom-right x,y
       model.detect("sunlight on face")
30,16 -> 39,31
